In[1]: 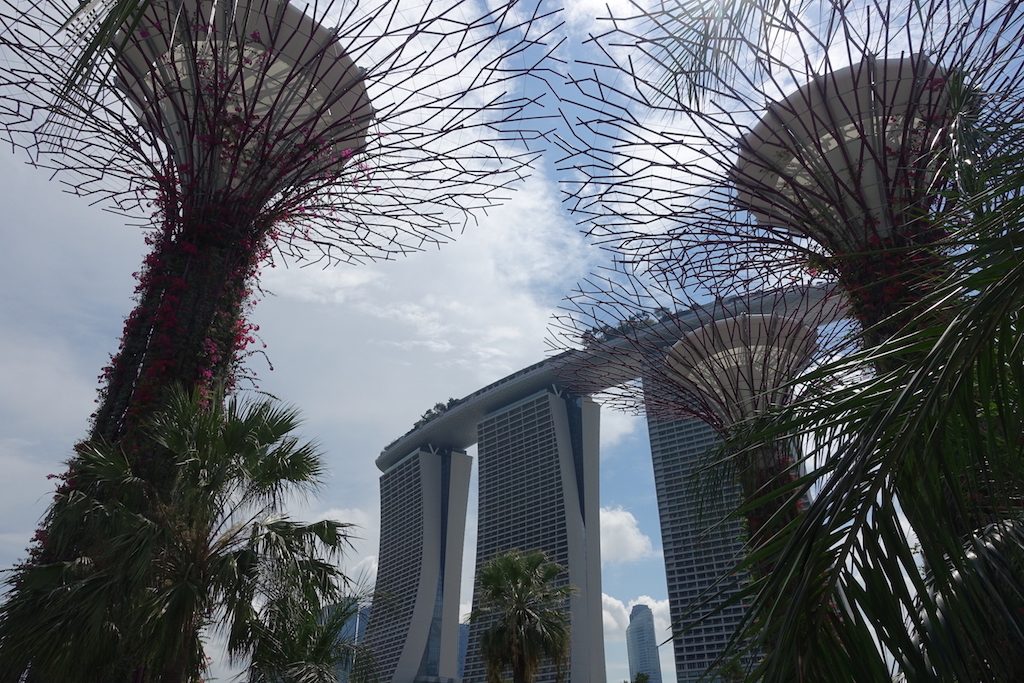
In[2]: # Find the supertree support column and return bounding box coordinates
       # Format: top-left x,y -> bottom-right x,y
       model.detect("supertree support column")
553,0 -> 1024,342
0,0 -> 559,557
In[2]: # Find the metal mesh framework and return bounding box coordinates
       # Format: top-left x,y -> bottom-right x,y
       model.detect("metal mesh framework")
555,0 -> 1024,337
1,0 -> 559,262
0,0 -> 561,442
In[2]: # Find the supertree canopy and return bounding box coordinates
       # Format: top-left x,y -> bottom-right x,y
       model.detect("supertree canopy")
116,0 -> 374,207
731,55 -> 951,332
552,262 -> 847,426
664,313 -> 817,427
555,0 -> 1024,339
0,0 -> 559,445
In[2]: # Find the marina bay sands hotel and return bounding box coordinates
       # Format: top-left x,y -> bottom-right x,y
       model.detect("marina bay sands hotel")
362,290 -> 828,683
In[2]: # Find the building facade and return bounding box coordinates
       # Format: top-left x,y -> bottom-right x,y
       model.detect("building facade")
626,604 -> 663,683
362,447 -> 472,683
463,387 -> 606,683
647,416 -> 750,682
457,623 -> 469,679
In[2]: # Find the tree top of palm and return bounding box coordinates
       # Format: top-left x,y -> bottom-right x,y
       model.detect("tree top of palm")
0,387 -> 357,683
471,549 -> 574,683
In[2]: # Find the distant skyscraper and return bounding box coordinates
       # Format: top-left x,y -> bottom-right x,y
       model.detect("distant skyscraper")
647,416 -> 749,682
626,604 -> 663,683
363,447 -> 471,683
463,387 -> 606,683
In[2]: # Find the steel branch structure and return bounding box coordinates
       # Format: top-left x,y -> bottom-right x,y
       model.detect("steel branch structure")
556,0 -> 1024,337
2,0 -> 559,261
0,0 -> 560,443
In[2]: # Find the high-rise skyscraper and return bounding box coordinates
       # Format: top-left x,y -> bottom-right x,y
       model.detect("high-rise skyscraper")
626,604 -> 663,683
366,360 -> 607,683
463,387 -> 605,683
363,447 -> 472,682
647,416 -> 750,682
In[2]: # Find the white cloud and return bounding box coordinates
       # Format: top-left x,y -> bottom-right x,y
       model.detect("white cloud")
380,338 -> 455,354
348,554 -> 379,587
0,331 -> 104,441
600,506 -> 657,564
603,593 -> 671,640
604,592 -> 630,639
253,168 -> 594,428
599,408 -> 641,452
262,266 -> 381,304
563,0 -> 650,31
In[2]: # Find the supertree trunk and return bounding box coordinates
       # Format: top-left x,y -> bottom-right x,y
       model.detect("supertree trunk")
92,205 -> 265,447
737,445 -> 802,581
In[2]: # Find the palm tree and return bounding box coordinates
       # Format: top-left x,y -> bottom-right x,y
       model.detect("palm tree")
0,388 -> 354,683
469,550 -> 574,683
736,150 -> 1024,680
248,594 -> 375,683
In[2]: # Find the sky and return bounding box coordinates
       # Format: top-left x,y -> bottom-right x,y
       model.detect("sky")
0,1 -> 688,681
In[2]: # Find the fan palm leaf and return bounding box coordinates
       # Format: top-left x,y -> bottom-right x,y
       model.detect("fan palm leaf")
0,387 -> 355,683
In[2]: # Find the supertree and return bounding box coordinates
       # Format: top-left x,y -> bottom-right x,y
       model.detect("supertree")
549,263 -> 846,677
0,0 -> 559,675
0,0 -> 559,451
553,0 -> 1024,677
552,264 -> 846,566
